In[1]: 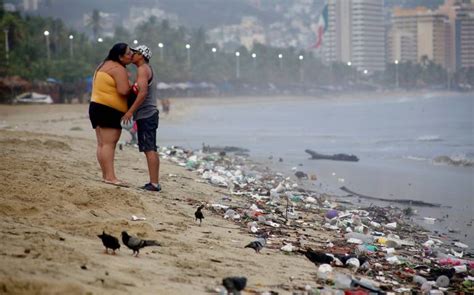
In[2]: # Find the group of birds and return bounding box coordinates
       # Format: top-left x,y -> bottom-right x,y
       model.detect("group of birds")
97,204 -> 370,293
194,204 -> 269,254
97,204 -> 204,258
98,231 -> 161,257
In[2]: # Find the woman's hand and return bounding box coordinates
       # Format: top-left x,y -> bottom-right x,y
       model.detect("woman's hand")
121,111 -> 134,125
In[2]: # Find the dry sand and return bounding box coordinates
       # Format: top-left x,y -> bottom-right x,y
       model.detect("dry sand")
0,101 -> 327,295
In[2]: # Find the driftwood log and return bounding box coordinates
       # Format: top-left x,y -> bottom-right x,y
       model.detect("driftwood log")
305,149 -> 359,162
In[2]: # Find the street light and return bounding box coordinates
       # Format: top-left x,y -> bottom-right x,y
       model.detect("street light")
235,51 -> 240,79
185,43 -> 191,67
43,30 -> 50,60
251,52 -> 256,69
394,59 -> 399,88
133,39 -> 138,45
211,47 -> 217,53
68,34 -> 74,58
4,29 -> 8,64
347,61 -> 353,83
298,55 -> 304,83
158,42 -> 164,61
97,37 -> 103,43
278,53 -> 283,71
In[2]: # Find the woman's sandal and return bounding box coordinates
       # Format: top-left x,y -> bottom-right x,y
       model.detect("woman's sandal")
102,179 -> 130,188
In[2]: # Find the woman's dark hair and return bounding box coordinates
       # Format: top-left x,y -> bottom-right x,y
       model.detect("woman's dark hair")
104,42 -> 129,63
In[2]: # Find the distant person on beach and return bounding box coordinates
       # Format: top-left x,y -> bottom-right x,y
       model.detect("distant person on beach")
160,98 -> 171,114
89,42 -> 133,187
121,45 -> 161,192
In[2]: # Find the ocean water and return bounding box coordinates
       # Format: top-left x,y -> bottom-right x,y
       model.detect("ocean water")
159,93 -> 474,248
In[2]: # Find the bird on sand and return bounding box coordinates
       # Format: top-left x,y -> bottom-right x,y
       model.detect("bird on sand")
97,231 -> 120,254
121,231 -> 161,257
194,204 -> 205,225
244,233 -> 269,253
299,248 -> 334,265
222,276 -> 247,295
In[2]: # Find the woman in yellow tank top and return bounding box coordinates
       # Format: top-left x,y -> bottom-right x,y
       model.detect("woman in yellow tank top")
89,43 -> 133,187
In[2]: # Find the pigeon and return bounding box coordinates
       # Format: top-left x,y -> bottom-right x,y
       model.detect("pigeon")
121,231 -> 161,257
244,233 -> 268,253
300,249 -> 334,265
97,231 -> 120,254
222,276 -> 247,295
194,205 -> 204,225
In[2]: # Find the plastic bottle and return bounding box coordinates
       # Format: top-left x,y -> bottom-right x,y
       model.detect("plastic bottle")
413,275 -> 427,285
345,232 -> 374,244
436,275 -> 450,287
334,273 -> 352,289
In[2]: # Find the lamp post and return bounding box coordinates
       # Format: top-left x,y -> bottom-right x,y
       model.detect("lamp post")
4,29 -> 8,64
278,53 -> 283,71
185,43 -> 191,67
251,53 -> 256,69
43,30 -> 50,60
299,55 -> 304,83
97,37 -> 103,43
68,34 -> 74,58
133,39 -> 138,45
235,51 -> 240,79
447,68 -> 451,90
394,60 -> 399,88
347,61 -> 352,83
158,42 -> 164,61
211,47 -> 217,60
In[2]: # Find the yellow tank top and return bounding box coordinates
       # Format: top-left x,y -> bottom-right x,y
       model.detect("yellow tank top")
91,71 -> 128,113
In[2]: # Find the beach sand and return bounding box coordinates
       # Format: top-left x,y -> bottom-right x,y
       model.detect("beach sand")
0,102 -> 324,294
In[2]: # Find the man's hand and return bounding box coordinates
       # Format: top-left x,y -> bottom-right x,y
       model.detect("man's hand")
121,111 -> 134,125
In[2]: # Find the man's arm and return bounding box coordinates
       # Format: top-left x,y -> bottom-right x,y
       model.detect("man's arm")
122,65 -> 150,122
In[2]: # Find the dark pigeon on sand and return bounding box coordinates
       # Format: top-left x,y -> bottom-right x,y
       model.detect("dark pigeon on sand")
194,205 -> 204,225
244,233 -> 268,253
222,276 -> 247,295
121,231 -> 161,256
98,231 -> 120,254
300,248 -> 334,265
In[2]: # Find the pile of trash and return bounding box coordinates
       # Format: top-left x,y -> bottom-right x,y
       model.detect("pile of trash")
160,146 -> 474,293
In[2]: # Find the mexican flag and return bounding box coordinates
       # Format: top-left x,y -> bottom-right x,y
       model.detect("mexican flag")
311,4 -> 328,49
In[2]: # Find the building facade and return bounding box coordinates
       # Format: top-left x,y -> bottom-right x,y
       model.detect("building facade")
389,0 -> 474,71
323,0 -> 385,73
454,2 -> 474,69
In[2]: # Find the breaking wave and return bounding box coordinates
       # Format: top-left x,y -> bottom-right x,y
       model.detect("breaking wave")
417,135 -> 442,142
404,155 -> 428,162
432,154 -> 474,167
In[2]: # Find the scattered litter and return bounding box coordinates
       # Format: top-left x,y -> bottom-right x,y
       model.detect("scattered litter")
158,145 -> 473,293
131,215 -> 146,221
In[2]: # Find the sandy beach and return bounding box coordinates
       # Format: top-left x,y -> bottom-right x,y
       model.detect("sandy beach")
0,102 -> 326,294
0,96 -> 472,294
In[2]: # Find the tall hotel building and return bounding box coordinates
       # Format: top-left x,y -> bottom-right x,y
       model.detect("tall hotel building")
453,1 -> 474,69
323,0 -> 386,73
439,0 -> 474,70
389,7 -> 450,69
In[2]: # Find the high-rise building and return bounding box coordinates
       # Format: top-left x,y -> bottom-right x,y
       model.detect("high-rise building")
438,0 -> 474,71
23,0 -> 39,11
323,0 -> 385,73
454,2 -> 474,69
389,7 -> 450,69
